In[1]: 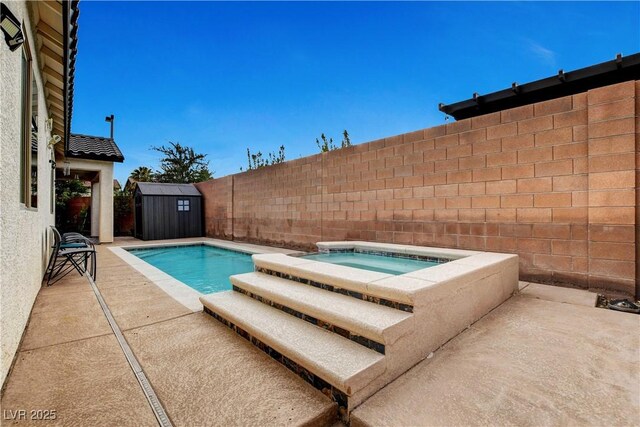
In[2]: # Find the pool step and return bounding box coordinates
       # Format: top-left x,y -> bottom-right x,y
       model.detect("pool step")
251,253 -> 416,311
200,291 -> 385,405
231,272 -> 414,351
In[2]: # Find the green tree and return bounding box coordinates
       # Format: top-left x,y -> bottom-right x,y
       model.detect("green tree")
316,133 -> 335,152
152,142 -> 213,183
55,178 -> 88,211
113,187 -> 133,236
316,130 -> 351,152
341,129 -> 351,148
129,166 -> 155,182
54,178 -> 89,231
243,145 -> 286,171
193,168 -> 213,182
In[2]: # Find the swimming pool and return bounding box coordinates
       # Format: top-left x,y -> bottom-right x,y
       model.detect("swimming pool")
127,244 -> 254,294
302,251 -> 442,275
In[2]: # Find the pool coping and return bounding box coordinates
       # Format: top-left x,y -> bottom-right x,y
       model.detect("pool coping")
108,238 -> 304,311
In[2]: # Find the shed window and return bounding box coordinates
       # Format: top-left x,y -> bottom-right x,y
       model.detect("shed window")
177,199 -> 190,212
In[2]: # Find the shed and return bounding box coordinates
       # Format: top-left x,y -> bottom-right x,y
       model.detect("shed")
134,183 -> 203,241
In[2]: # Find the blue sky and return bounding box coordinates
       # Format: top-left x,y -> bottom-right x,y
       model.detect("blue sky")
70,1 -> 640,184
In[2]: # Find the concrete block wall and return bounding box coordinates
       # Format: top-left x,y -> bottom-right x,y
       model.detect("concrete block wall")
196,176 -> 234,239
196,80 -> 639,297
586,81 -> 638,295
233,153 -> 323,248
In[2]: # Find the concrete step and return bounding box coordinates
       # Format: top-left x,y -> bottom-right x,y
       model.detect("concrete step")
251,253 -> 416,310
200,291 -> 386,399
231,272 -> 413,350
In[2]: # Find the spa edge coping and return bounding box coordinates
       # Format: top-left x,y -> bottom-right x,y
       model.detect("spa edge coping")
252,242 -> 518,307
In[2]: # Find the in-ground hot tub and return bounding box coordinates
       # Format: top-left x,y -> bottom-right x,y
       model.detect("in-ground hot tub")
210,241 -> 520,412
301,250 -> 446,275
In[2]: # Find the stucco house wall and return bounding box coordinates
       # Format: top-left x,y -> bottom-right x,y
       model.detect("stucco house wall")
0,2 -> 56,385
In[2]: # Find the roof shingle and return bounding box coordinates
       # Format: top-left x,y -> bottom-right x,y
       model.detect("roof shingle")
68,133 -> 125,162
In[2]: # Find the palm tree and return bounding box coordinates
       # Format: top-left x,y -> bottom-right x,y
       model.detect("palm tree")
129,166 -> 155,182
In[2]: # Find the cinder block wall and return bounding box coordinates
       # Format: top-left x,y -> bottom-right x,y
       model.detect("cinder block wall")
196,175 -> 234,239
196,80 -> 639,297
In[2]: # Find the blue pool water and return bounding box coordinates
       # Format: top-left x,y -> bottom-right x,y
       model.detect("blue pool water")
302,252 -> 440,275
128,245 -> 254,294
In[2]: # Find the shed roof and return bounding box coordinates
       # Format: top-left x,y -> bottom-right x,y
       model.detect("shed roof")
135,182 -> 202,196
439,53 -> 640,120
68,133 -> 125,162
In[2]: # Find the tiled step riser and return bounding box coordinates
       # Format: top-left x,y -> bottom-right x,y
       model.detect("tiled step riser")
255,267 -> 414,313
203,306 -> 350,410
232,285 -> 386,354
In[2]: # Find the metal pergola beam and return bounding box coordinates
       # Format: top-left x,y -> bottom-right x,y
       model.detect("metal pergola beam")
439,53 -> 640,120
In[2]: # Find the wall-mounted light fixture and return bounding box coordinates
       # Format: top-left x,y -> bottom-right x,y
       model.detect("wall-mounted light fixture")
45,117 -> 53,132
47,134 -> 61,149
1,3 -> 24,52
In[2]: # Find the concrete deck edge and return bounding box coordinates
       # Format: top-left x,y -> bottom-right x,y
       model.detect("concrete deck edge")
109,239 -> 304,312
519,282 -> 599,307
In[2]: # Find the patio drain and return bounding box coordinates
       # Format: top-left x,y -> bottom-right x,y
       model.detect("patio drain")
85,273 -> 173,427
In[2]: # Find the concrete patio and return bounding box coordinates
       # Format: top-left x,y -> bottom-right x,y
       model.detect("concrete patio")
352,289 -> 639,426
1,240 -> 335,426
1,238 -> 638,426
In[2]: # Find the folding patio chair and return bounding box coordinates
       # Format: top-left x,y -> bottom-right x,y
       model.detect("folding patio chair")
44,226 -> 97,285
